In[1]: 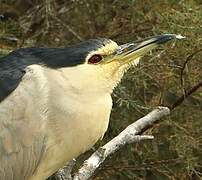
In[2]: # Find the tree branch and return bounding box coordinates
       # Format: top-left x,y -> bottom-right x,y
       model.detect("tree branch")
55,107 -> 170,180
55,159 -> 76,180
170,80 -> 202,110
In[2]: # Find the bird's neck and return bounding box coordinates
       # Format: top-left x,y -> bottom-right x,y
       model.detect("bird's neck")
58,64 -> 127,95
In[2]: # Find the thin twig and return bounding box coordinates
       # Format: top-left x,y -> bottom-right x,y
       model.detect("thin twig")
45,0 -> 52,30
170,80 -> 202,110
51,15 -> 83,41
180,49 -> 202,94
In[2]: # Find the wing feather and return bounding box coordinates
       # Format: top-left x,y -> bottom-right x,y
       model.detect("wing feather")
0,58 -> 48,180
0,120 -> 47,180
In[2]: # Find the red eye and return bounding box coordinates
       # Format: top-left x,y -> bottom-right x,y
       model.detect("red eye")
88,55 -> 102,64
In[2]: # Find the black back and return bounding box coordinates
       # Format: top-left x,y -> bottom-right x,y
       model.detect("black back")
0,38 -> 112,102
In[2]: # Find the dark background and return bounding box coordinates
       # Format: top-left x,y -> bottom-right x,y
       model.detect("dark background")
0,0 -> 202,179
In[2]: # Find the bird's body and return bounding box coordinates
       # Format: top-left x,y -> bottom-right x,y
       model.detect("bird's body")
0,39 -> 119,179
0,63 -> 113,180
0,34 -> 180,179
0,53 -> 114,179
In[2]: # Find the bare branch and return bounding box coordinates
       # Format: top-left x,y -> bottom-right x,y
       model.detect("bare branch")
55,159 -> 76,180
72,107 -> 170,180
73,136 -> 154,180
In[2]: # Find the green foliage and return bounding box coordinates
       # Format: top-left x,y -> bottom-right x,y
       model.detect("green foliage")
1,0 -> 202,179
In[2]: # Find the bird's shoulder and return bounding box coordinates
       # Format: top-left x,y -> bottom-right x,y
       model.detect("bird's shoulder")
0,47 -> 82,102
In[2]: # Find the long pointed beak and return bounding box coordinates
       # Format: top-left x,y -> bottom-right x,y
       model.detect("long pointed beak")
113,34 -> 185,64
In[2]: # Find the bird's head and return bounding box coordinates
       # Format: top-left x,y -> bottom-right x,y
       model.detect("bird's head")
59,34 -> 183,94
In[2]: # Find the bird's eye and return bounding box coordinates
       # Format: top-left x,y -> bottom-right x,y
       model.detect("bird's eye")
88,55 -> 102,64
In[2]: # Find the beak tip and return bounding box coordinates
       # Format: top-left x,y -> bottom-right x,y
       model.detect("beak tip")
175,34 -> 186,39
115,33 -> 186,57
156,33 -> 186,44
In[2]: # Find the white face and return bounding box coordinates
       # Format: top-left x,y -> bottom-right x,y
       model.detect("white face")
59,40 -> 140,95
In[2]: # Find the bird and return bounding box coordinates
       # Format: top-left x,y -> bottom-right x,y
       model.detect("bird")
0,34 -> 181,180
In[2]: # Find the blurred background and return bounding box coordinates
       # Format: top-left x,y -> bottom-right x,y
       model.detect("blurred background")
0,0 -> 202,179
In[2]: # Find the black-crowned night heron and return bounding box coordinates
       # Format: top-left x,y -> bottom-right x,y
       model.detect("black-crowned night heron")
0,34 -> 182,180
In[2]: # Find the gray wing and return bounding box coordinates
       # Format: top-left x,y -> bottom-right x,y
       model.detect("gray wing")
0,63 -> 48,180
0,121 -> 46,180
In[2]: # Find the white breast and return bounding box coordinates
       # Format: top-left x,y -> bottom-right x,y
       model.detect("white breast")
30,66 -> 112,180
